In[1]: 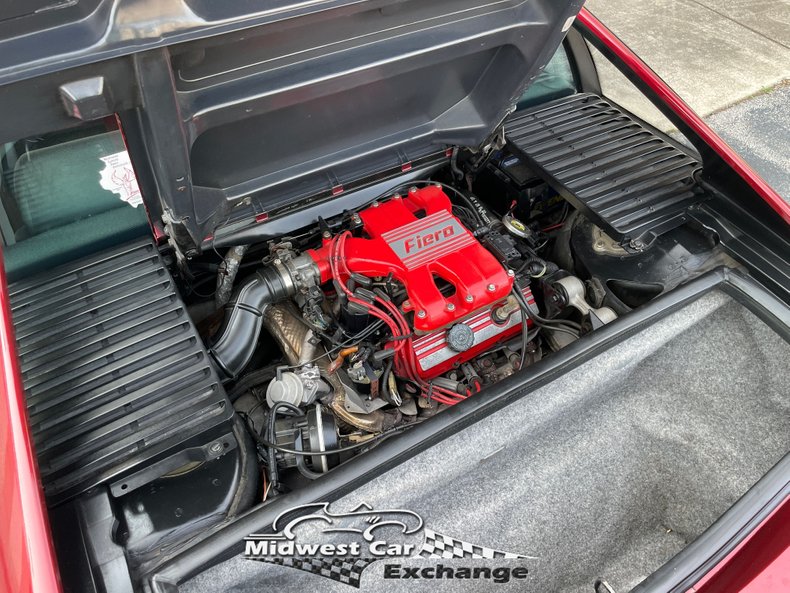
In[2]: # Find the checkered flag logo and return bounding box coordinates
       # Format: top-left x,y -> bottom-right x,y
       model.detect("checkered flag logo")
248,556 -> 376,588
418,528 -> 531,560
243,502 -> 534,587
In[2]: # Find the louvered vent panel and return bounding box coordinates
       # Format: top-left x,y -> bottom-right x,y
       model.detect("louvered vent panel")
9,240 -> 230,503
507,93 -> 702,246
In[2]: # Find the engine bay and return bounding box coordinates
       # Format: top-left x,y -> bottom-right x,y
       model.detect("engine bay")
6,86 -> 782,592
180,145 -> 729,497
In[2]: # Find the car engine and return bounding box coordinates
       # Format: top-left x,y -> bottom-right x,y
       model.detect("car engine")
198,173 -> 620,492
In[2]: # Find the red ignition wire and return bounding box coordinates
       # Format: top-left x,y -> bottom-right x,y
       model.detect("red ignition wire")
540,222 -> 565,232
330,231 -> 468,406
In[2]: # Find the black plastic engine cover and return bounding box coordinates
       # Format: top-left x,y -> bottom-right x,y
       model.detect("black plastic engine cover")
507,93 -> 703,248
9,239 -> 233,504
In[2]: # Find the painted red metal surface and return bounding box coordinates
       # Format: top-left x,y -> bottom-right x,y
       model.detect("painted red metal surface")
308,186 -> 523,378
577,8 -> 790,225
308,186 -> 514,333
0,255 -> 61,593
688,494 -> 790,593
412,284 -> 535,377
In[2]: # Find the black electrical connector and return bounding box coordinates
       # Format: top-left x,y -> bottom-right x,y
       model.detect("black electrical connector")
481,229 -> 521,264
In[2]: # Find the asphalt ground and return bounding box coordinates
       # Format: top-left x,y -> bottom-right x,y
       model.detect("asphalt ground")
706,84 -> 790,202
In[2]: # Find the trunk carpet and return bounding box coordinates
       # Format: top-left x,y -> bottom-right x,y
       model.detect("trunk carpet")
183,290 -> 790,593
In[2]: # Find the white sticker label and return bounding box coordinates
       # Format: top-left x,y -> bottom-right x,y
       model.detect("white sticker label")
99,150 -> 143,208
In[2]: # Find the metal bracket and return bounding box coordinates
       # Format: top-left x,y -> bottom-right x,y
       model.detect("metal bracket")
109,434 -> 237,497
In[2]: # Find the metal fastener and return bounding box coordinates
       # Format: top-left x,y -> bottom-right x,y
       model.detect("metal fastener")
209,442 -> 223,454
409,186 -> 418,194
487,283 -> 496,292
507,269 -> 515,277
417,310 -> 427,318
446,303 -> 456,312
465,294 -> 474,303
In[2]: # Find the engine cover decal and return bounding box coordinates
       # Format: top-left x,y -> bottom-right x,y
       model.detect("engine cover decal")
382,211 -> 477,270
412,285 -> 537,377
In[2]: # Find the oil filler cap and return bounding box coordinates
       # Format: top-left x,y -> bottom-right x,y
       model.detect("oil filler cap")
447,323 -> 475,352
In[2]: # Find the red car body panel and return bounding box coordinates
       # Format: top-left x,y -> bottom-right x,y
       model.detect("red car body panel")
0,256 -> 61,593
0,8 -> 786,593
689,494 -> 790,593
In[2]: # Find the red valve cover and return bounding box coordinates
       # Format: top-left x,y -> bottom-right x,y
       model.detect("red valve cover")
308,185 -> 514,333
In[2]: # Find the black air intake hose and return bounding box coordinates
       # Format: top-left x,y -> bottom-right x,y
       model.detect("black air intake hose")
209,266 -> 293,379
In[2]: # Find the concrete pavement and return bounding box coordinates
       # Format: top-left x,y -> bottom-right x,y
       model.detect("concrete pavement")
585,0 -> 790,201
584,0 -> 790,116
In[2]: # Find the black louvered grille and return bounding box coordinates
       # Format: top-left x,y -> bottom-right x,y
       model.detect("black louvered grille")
9,240 -> 231,503
507,93 -> 702,245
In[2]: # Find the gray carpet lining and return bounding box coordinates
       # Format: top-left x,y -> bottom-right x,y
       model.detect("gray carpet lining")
183,291 -> 790,593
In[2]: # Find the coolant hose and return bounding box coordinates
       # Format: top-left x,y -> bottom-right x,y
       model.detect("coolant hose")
519,256 -> 558,279
209,266 -> 293,379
